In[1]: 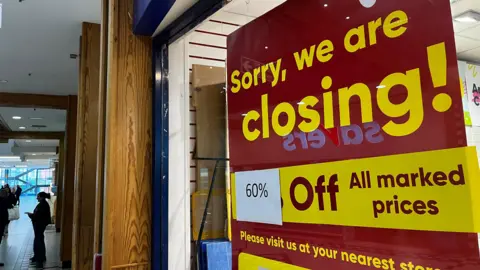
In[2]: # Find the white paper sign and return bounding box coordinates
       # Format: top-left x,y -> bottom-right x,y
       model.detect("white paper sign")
235,169 -> 282,225
466,64 -> 480,126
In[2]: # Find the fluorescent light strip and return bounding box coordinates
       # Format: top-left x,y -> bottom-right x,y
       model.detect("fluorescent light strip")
0,157 -> 21,161
454,10 -> 480,23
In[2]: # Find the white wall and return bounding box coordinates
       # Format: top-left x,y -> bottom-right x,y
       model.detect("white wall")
0,140 -> 14,156
460,60 -> 480,164
167,11 -> 244,268
167,6 -> 256,268
168,37 -> 191,270
466,126 -> 480,165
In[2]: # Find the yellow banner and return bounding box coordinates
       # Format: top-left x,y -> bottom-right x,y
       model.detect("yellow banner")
232,147 -> 480,232
239,253 -> 309,270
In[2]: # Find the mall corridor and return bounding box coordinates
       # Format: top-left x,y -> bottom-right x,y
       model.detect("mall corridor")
0,196 -> 61,270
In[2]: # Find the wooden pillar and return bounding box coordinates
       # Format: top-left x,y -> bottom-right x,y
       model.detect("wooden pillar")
94,0 -> 109,254
60,95 -> 78,267
56,136 -> 65,232
53,162 -> 59,187
53,161 -> 59,222
72,22 -> 101,270
103,0 -> 152,269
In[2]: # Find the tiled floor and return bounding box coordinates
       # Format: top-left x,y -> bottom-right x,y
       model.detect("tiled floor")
0,196 -> 62,270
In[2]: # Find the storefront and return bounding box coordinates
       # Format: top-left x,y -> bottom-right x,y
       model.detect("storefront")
143,0 -> 480,269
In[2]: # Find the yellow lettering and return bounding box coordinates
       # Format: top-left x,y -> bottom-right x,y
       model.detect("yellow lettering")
261,64 -> 269,83
253,67 -> 261,86
242,111 -> 261,141
272,102 -> 296,136
349,253 -> 358,264
377,69 -> 423,136
294,45 -> 316,70
230,70 -> 241,93
384,10 -> 408,38
261,94 -> 270,138
323,91 -> 334,129
341,252 -> 349,262
241,72 -> 253,90
322,76 -> 334,129
368,18 -> 382,46
339,83 -> 373,126
316,40 -> 334,63
269,59 -> 282,87
298,96 -> 320,133
344,25 -> 366,53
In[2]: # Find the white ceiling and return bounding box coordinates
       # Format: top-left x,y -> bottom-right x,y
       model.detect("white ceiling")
0,106 -> 64,167
0,0 -> 90,168
0,107 -> 66,132
222,0 -> 285,18
0,138 -> 58,168
15,139 -> 59,148
0,0 -> 101,95
452,0 -> 480,62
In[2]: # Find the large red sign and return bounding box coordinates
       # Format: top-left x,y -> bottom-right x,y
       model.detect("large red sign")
227,0 -> 479,269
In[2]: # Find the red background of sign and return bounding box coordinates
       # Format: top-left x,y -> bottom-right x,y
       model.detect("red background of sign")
227,0 -> 479,269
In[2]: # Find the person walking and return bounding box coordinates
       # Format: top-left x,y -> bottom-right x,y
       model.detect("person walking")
15,185 -> 22,206
27,192 -> 51,268
0,189 -> 9,266
4,186 -> 16,236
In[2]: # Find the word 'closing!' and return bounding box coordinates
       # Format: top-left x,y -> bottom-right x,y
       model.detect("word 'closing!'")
230,9 -> 453,143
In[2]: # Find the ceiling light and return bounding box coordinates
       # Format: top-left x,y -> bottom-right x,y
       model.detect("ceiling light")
0,80 -> 7,83
0,156 -> 20,161
29,117 -> 43,120
454,10 -> 480,23
19,126 -> 26,130
265,46 -> 269,49
324,4 -> 328,7
26,140 -> 31,143
346,16 -> 351,20
12,116 -> 22,120
32,154 -> 37,156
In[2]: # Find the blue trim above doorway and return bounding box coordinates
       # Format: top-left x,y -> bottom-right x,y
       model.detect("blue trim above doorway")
154,0 -> 226,45
133,0 -> 176,36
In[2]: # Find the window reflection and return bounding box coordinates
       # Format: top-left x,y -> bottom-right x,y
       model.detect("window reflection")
0,167 -> 53,195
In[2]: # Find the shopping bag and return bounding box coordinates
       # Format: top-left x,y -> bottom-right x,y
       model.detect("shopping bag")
8,206 -> 19,221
